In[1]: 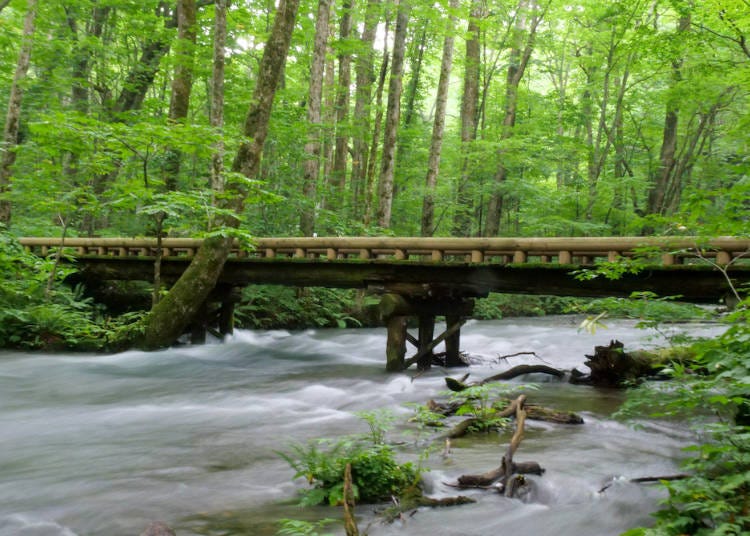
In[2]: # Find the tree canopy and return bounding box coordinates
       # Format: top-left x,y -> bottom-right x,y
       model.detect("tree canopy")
1,0 -> 747,240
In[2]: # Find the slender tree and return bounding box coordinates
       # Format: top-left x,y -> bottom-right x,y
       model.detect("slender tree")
646,13 -> 690,216
376,0 -> 410,228
484,0 -> 548,236
300,0 -> 332,235
164,0 -> 198,191
326,0 -> 354,211
350,0 -> 381,219
421,0 -> 458,236
452,0 -> 482,236
0,0 -> 38,227
210,0 -> 228,196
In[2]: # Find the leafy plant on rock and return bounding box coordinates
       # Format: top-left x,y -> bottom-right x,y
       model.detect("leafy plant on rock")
448,384 -> 533,434
279,412 -> 418,506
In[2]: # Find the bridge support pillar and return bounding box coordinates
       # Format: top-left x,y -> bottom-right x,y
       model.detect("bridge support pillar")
379,292 -> 474,372
417,315 -> 435,370
385,316 -> 408,372
444,315 -> 465,367
218,300 -> 235,336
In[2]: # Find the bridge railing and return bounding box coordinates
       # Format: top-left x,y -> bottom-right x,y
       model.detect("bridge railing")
18,236 -> 750,267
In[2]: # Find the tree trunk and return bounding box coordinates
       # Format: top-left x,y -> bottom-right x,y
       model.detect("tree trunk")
0,0 -> 38,227
484,0 -> 547,237
300,0 -> 331,235
140,0 -> 301,349
452,0 -> 482,237
376,1 -> 410,229
363,22 -> 389,225
326,0 -> 354,211
209,0 -> 228,197
164,0 -> 197,191
646,14 -> 690,216
350,0 -> 380,220
402,24 -> 427,128
421,0 -> 458,236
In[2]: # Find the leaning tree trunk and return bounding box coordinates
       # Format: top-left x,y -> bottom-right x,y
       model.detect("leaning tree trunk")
140,0 -> 301,350
0,0 -> 38,227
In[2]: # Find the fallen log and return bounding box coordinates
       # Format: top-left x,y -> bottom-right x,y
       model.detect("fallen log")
439,396 -> 583,438
525,404 -> 584,425
415,495 -> 476,507
456,461 -> 544,488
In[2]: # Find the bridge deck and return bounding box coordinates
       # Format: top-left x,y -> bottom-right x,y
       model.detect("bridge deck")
19,236 -> 750,301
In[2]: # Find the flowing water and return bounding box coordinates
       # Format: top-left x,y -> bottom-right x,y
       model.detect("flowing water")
0,316 -> 724,536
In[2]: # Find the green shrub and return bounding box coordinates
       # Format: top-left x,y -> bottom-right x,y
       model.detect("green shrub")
474,293 -> 581,319
0,230 -> 105,350
235,286 -> 378,329
619,302 -> 750,535
279,412 -> 419,506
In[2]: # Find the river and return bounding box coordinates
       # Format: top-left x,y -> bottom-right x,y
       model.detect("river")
0,316 -> 723,536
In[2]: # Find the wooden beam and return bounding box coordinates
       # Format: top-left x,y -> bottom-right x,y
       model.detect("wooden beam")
404,319 -> 465,369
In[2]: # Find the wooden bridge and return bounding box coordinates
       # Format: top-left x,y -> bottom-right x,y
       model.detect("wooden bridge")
19,236 -> 750,371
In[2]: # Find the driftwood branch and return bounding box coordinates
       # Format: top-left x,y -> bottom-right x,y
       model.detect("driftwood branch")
451,394 -> 543,497
445,364 -> 565,392
343,463 -> 359,536
502,395 -> 527,497
598,473 -> 690,493
483,364 -> 565,383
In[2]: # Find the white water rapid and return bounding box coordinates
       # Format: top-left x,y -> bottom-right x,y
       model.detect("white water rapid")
0,317 -> 723,536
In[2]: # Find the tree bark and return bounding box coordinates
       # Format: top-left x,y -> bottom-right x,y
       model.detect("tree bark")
140,0 -> 301,349
0,0 -> 38,227
363,28 -> 389,225
421,0 -> 458,236
376,0 -> 410,228
343,463 -> 359,536
452,0 -> 482,237
349,0 -> 380,219
646,14 -> 690,216
300,0 -> 331,235
164,0 -> 197,191
484,0 -> 548,237
326,0 -> 354,211
209,0 -> 228,197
